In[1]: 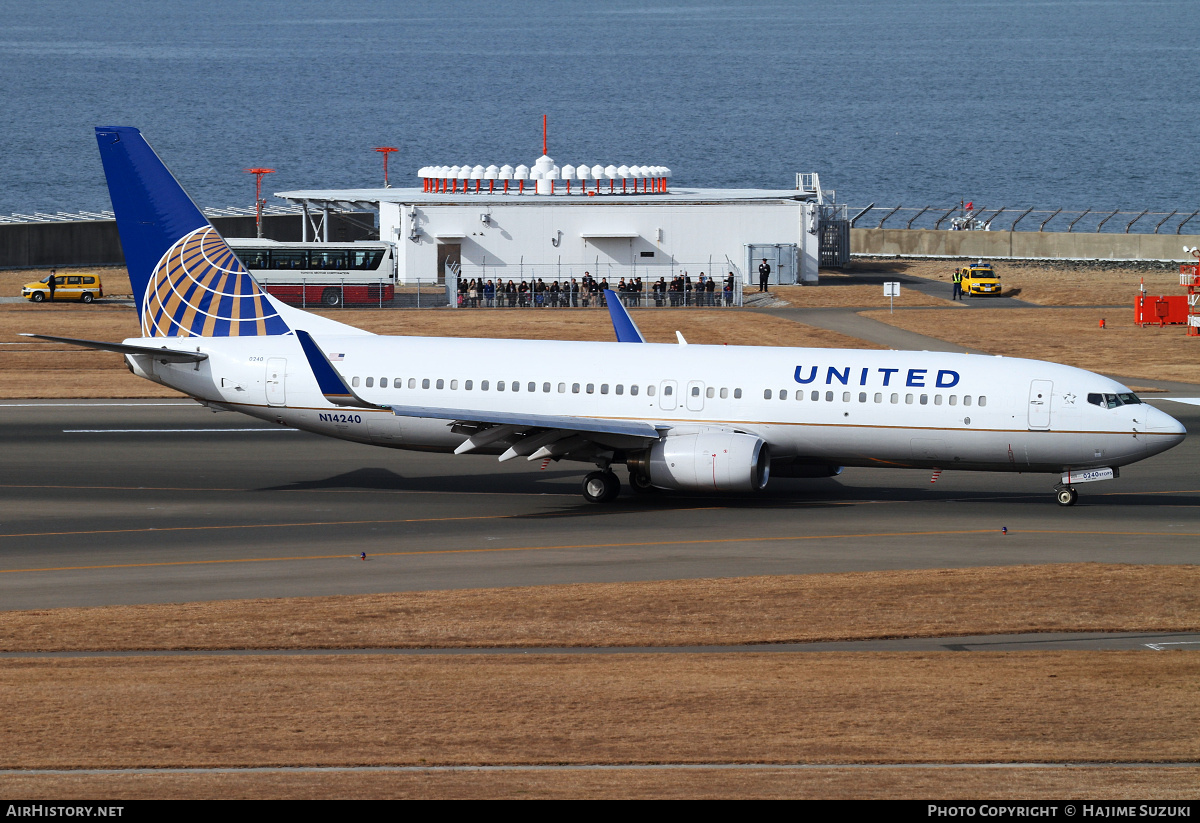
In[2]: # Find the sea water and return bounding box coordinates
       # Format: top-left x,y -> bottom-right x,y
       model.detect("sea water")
1,0 -> 1196,217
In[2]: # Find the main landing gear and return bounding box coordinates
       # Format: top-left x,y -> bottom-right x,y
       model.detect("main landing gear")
1055,486 -> 1079,507
582,470 -> 621,503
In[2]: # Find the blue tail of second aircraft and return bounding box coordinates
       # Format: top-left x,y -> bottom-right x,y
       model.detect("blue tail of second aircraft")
95,126 -> 289,339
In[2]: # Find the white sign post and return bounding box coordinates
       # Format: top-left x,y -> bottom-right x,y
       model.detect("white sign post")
883,281 -> 900,313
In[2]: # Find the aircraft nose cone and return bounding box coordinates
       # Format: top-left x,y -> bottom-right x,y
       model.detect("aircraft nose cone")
1146,405 -> 1186,446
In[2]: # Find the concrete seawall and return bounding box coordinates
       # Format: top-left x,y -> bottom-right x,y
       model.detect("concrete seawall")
0,214 -> 376,269
852,228 -> 1200,262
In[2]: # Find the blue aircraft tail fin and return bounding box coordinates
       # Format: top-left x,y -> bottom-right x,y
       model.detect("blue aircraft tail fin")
95,126 -> 289,338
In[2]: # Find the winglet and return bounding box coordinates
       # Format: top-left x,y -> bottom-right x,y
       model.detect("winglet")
295,330 -> 383,409
603,289 -> 646,343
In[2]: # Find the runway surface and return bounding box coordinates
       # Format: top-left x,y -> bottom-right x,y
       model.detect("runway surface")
2,399 -> 1198,610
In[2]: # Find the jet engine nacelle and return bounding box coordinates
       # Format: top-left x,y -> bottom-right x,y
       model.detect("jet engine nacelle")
640,432 -> 770,492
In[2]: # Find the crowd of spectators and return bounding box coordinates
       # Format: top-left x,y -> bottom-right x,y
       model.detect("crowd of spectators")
457,272 -> 738,308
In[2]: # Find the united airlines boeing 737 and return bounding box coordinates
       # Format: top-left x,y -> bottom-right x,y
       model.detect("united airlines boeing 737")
25,127 -> 1187,505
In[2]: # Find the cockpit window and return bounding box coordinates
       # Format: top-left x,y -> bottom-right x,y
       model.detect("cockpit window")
1088,392 -> 1142,409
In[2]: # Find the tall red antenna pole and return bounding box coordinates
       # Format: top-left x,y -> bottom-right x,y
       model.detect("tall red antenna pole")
243,167 -> 275,239
374,147 -> 399,187
543,114 -> 547,156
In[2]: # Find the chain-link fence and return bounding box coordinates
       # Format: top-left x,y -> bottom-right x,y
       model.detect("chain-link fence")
449,266 -> 744,309
851,205 -> 1200,235
448,268 -> 739,311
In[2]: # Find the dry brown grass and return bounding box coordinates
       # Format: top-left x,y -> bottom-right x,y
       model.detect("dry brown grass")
4,566 -> 1198,796
861,308 -> 1200,383
3,766 -> 1196,800
849,259 -> 1180,306
772,280 -> 951,308
3,565 -> 1196,653
1,653 -> 1196,771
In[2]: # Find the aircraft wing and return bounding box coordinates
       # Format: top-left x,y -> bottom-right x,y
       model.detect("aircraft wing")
386,403 -> 664,439
603,289 -> 647,343
19,333 -> 209,363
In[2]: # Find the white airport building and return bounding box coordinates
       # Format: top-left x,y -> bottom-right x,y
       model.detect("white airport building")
275,156 -> 845,292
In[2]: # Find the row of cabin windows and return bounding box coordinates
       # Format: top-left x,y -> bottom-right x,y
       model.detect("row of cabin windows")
764,388 -> 987,407
345,376 -> 989,408
348,375 -> 747,398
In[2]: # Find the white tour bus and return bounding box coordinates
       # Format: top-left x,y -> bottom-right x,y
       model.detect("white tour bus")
225,239 -> 396,307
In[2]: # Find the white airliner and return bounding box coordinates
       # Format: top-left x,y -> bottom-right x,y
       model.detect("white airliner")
26,127 -> 1187,506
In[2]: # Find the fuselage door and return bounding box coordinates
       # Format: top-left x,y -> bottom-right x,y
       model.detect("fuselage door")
266,358 -> 287,407
659,380 -> 678,411
686,381 -> 705,412
1028,379 -> 1052,430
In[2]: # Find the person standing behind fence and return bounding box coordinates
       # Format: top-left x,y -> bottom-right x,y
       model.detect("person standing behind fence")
705,273 -> 717,306
724,273 -> 734,306
484,279 -> 495,307
505,279 -> 517,307
758,258 -> 770,292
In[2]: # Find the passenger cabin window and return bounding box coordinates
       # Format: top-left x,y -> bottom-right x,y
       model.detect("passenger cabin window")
720,388 -> 728,399
380,378 -> 388,388
648,386 -> 656,397
365,377 -> 374,388
436,379 -> 444,390
351,377 -> 360,387
631,385 -> 639,396
617,385 -> 625,395
422,379 -> 430,389
601,384 -> 610,394
450,380 -> 458,390
481,380 -> 489,391
465,380 -> 473,390
764,389 -> 772,400
408,378 -> 417,389
572,383 -> 580,394
498,381 -> 506,391
732,388 -> 740,399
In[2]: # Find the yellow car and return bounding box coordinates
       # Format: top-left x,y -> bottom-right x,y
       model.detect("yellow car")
957,262 -> 1002,297
22,273 -> 104,303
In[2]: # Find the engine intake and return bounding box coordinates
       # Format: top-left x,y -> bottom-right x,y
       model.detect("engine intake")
633,432 -> 770,492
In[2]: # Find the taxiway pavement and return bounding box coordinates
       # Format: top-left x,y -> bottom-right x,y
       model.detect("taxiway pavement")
1,399 -> 1198,610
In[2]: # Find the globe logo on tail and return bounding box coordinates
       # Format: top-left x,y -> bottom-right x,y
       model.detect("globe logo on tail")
142,226 -> 289,338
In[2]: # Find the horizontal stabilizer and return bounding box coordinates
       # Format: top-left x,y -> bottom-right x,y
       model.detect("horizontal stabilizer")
19,333 -> 208,363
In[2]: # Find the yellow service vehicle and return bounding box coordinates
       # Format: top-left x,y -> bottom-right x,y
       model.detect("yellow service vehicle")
956,262 -> 1002,297
22,273 -> 104,303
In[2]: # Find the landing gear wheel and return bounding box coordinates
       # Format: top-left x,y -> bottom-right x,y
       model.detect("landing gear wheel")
628,471 -> 655,495
321,288 -> 343,307
1056,487 -> 1078,507
582,470 -> 620,503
